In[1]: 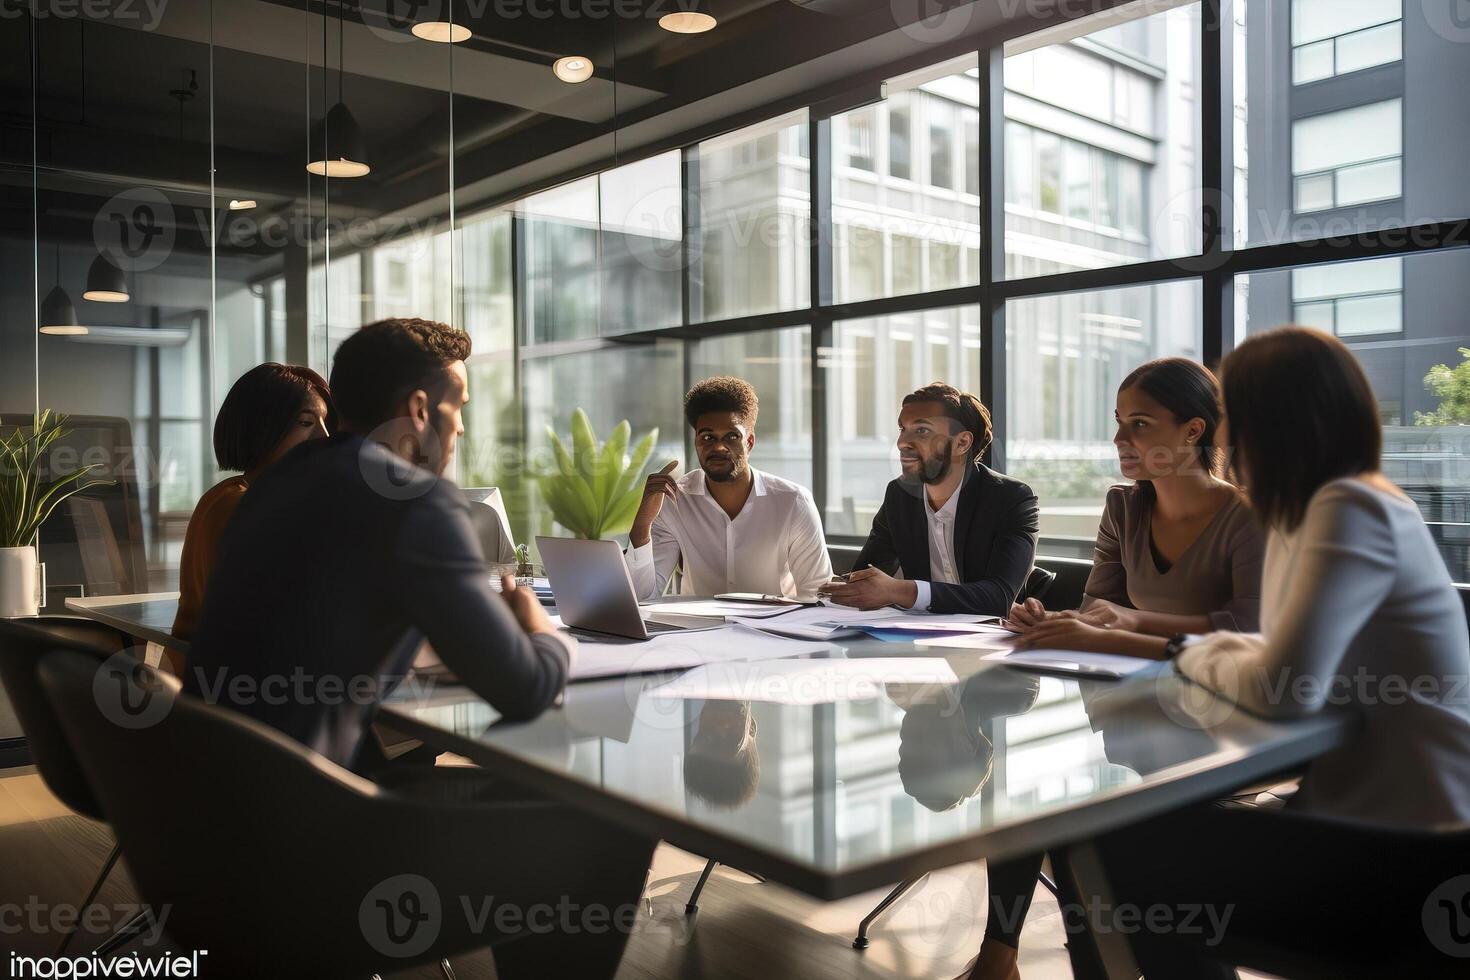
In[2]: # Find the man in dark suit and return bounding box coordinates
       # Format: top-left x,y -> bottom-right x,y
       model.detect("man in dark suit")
185,318 -> 655,977
824,382 -> 1039,616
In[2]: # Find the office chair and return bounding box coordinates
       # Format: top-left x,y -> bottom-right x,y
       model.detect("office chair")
0,620 -> 154,955
36,648 -> 614,979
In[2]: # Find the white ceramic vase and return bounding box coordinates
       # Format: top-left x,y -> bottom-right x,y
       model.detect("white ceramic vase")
0,546 -> 39,618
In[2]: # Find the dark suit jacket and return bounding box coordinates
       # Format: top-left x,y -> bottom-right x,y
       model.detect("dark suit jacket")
853,465 -> 1040,616
185,434 -> 569,770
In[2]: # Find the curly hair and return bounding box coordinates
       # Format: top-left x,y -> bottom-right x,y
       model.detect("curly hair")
329,318 -> 472,431
684,376 -> 759,429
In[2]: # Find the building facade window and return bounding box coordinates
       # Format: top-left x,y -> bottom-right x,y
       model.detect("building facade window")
1292,100 -> 1403,213
1292,257 -> 1404,337
1292,0 -> 1403,84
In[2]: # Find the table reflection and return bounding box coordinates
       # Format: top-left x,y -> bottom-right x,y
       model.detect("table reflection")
386,647 -> 1225,873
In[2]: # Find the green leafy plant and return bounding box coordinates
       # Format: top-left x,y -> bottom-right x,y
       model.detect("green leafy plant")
539,409 -> 658,540
0,411 -> 111,549
1417,348 -> 1470,426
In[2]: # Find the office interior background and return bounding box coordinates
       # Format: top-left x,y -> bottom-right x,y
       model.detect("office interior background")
0,0 -> 1467,957
6,0 -> 1469,599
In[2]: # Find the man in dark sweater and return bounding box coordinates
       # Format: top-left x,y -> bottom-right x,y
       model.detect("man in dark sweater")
185,318 -> 653,978
186,318 -> 572,769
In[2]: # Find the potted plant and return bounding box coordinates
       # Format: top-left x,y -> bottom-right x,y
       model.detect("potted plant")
0,411 -> 110,617
538,409 -> 659,540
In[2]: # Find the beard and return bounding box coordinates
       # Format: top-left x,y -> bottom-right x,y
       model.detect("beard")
899,439 -> 955,488
702,454 -> 747,483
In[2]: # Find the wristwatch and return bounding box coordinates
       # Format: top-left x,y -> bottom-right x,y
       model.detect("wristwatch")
1163,633 -> 1190,659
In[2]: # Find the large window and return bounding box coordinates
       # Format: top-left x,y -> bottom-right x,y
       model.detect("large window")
45,0 -> 1470,594
823,307 -> 982,535
1238,1 -> 1470,246
1007,281 -> 1203,544
694,111 -> 810,322
832,61 -> 980,304
1239,250 -> 1470,581
1004,1 -> 1202,272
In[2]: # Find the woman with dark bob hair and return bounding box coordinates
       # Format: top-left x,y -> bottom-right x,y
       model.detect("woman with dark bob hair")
967,357 -> 1264,980
1039,327 -> 1470,978
171,364 -> 335,642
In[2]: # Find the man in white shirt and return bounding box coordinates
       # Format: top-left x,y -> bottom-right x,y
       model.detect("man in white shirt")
625,376 -> 833,600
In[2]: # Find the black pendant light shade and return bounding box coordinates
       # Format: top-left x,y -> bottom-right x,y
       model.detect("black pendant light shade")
39,284 -> 86,336
83,252 -> 129,302
307,102 -> 370,178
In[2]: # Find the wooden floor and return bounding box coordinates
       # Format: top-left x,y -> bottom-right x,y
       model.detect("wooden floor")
0,767 -> 1266,979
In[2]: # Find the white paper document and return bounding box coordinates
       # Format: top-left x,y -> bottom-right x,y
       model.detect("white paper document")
979,648 -> 1156,679
638,598 -> 801,620
567,625 -> 831,681
648,657 -> 959,705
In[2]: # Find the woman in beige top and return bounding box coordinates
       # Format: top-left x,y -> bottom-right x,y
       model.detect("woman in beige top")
1006,357 -> 1264,660
968,357 -> 1264,980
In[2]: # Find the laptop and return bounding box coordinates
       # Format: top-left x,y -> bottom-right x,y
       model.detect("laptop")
536,537 -> 720,640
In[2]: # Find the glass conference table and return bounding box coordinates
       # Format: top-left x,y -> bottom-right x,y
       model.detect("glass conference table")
64,596 -> 1353,976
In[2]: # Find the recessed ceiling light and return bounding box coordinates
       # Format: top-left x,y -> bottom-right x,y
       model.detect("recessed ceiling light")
228,199 -> 257,211
411,21 -> 471,43
552,56 -> 594,84
658,11 -> 716,33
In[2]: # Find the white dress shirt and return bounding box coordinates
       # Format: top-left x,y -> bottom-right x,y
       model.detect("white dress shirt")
908,479 -> 964,613
625,468 -> 833,601
1178,478 -> 1470,827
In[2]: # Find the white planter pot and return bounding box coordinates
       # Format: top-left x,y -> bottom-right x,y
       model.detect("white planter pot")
0,546 -> 39,619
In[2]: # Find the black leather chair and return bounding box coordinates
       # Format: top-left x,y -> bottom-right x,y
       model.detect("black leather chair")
37,648 -> 623,978
0,620 -> 151,955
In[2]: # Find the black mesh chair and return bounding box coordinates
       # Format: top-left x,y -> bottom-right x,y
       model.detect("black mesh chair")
0,620 -> 152,954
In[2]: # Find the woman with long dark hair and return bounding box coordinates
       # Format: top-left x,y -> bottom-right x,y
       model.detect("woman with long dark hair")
1007,357 -> 1264,657
1043,327 -> 1470,977
966,358 -> 1265,980
171,364 -> 335,642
